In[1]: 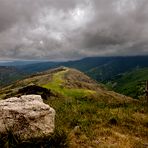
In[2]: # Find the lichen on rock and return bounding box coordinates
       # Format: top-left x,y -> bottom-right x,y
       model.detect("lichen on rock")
0,95 -> 55,141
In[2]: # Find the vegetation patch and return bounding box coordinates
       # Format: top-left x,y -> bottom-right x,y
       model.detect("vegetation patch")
107,68 -> 148,99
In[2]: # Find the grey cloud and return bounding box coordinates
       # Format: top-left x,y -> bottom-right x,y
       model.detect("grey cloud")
0,0 -> 148,60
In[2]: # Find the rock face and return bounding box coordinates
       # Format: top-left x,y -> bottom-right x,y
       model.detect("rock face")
0,95 -> 55,140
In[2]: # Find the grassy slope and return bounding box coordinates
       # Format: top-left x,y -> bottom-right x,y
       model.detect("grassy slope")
0,67 -> 148,147
108,68 -> 148,99
46,97 -> 148,147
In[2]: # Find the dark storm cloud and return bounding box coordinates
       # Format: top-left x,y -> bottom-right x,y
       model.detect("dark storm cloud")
0,0 -> 148,60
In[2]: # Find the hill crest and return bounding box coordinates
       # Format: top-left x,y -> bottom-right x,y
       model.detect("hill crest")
0,67 -> 134,105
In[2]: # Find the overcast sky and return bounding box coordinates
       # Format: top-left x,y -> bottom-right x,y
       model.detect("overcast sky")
0,0 -> 148,61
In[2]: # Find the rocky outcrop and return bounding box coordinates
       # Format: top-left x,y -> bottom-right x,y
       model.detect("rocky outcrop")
0,95 -> 55,140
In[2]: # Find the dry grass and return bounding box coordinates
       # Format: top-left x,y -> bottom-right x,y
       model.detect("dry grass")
45,94 -> 148,148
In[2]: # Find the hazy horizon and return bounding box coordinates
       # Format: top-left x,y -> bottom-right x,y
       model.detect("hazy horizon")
0,55 -> 148,64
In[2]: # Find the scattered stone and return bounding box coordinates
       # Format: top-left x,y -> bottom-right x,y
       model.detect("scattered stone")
0,95 -> 55,141
109,118 -> 118,125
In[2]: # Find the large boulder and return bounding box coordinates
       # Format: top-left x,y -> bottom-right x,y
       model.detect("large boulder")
0,95 -> 55,140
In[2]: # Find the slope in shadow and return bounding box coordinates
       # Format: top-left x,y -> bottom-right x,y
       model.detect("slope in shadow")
18,85 -> 51,100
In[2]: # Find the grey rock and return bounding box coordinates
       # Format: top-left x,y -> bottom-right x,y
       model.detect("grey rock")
0,95 -> 55,140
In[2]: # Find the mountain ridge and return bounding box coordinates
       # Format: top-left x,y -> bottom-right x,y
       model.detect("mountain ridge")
0,66 -> 133,104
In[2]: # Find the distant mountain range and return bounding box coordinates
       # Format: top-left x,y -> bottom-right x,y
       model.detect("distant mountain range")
1,56 -> 148,76
1,55 -> 148,98
0,66 -> 25,87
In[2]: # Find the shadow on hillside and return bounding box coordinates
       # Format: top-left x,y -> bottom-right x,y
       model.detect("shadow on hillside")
17,85 -> 51,100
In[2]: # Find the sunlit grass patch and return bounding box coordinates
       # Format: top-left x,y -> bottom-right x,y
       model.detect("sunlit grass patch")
42,68 -> 96,99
